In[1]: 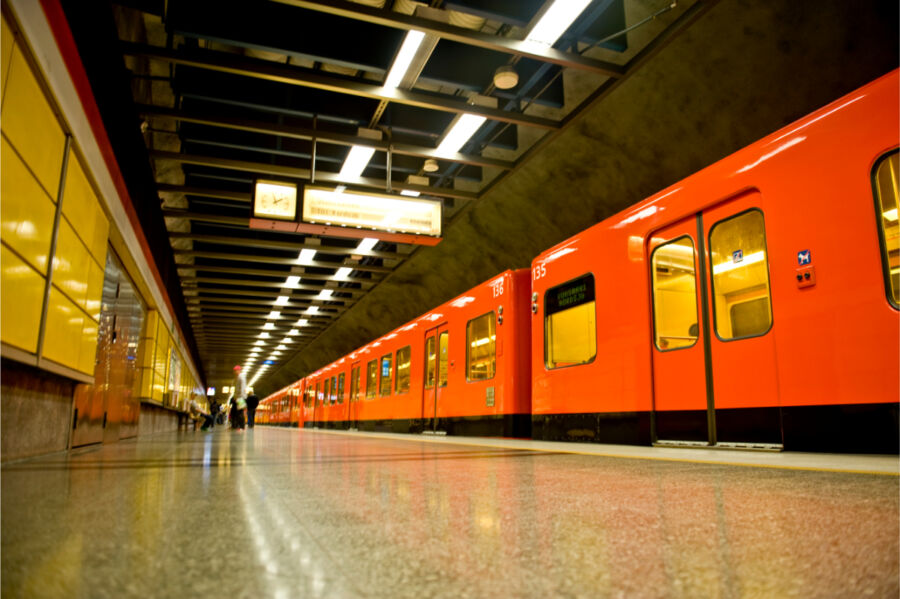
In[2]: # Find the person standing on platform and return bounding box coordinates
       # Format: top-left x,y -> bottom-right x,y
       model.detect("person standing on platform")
231,365 -> 248,430
207,397 -> 219,429
246,387 -> 259,428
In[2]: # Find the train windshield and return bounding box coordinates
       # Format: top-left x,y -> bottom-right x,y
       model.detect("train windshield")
544,274 -> 597,369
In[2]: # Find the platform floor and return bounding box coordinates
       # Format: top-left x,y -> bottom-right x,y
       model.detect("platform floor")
2,427 -> 898,598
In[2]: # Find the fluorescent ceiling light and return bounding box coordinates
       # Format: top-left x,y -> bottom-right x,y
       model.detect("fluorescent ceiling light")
253,340 -> 266,346
284,275 -> 301,288
257,332 -> 271,339
525,0 -> 592,46
271,351 -> 282,357
400,189 -> 421,197
436,114 -> 486,156
295,319 -> 309,326
317,289 -> 333,300
306,306 -> 319,314
275,295 -> 290,306
263,322 -> 275,330
276,345 -> 288,350
335,267 -> 353,280
266,311 -> 281,319
286,329 -> 299,336
384,30 -> 426,88
357,237 -> 378,252
281,338 -> 294,344
334,185 -> 346,193
884,208 -> 898,222
340,145 -> 376,179
296,249 -> 316,265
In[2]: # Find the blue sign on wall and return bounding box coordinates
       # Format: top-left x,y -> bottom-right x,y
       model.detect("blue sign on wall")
798,249 -> 811,265
732,249 -> 743,263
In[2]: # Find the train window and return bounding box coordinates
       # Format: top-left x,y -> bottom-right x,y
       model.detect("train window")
873,151 -> 899,308
349,367 -> 358,402
337,373 -> 345,404
424,336 -> 436,389
380,354 -> 392,396
466,312 -> 496,381
331,376 -> 338,403
366,360 -> 377,399
544,274 -> 597,369
438,332 -> 449,387
709,209 -> 773,340
395,346 -> 411,394
651,236 -> 699,351
306,385 -> 315,407
323,378 -> 331,405
315,381 -> 321,405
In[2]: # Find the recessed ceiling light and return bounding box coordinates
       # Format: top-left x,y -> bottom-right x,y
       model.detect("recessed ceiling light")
296,249 -> 316,265
266,311 -> 281,319
275,295 -> 290,306
525,0 -> 592,46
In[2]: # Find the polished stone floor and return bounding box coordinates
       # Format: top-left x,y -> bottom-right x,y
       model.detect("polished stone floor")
2,428 -> 898,599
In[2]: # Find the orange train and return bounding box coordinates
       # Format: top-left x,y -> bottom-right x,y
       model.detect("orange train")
261,70 -> 899,452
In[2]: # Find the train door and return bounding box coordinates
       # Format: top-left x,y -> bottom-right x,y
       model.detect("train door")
649,192 -> 781,448
421,324 -> 449,433
348,362 -> 361,429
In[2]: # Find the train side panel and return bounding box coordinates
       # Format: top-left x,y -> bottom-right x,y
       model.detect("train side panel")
531,69 -> 899,451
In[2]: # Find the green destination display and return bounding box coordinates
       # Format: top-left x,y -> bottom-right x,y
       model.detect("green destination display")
545,274 -> 596,316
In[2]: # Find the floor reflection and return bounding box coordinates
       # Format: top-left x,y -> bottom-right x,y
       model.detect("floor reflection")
2,428 -> 897,598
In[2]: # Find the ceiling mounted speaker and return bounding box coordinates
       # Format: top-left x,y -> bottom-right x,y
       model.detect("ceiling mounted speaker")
493,65 -> 519,89
423,158 -> 439,172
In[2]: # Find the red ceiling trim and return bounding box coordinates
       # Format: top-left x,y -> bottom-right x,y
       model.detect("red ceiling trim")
38,0 -> 185,344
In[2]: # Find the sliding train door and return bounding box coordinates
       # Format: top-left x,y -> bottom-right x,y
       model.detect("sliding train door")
348,362 -> 361,429
421,324 -> 448,433
649,192 -> 782,448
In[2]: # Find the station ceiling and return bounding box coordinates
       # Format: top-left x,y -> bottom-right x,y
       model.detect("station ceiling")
60,0 -> 898,394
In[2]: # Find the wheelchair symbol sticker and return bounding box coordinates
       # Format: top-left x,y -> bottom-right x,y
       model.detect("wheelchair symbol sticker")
798,250 -> 811,265
732,249 -> 743,263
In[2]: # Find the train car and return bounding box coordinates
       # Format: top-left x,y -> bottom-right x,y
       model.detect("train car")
302,269 -> 532,437
530,69 -> 899,452
261,380 -> 304,427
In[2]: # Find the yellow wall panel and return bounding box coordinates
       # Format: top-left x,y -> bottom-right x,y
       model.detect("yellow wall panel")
90,203 -> 109,265
61,154 -> 96,250
152,372 -> 165,402
2,15 -> 13,108
144,310 -> 158,341
140,337 -> 155,369
2,44 -> 65,197
53,219 -> 90,309
1,137 -> 55,274
140,368 -> 153,398
43,288 -> 83,370
85,260 -> 104,321
79,319 -> 98,375
0,245 -> 44,352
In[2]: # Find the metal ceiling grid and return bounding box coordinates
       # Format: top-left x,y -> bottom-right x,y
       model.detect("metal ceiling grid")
106,0 -> 711,389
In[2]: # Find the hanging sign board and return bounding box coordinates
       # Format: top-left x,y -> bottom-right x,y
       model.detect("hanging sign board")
301,186 -> 442,238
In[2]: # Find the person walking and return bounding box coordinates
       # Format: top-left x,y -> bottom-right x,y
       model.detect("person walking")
231,365 -> 248,430
245,388 -> 259,428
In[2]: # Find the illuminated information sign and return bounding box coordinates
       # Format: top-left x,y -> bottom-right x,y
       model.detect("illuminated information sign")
302,186 -> 441,237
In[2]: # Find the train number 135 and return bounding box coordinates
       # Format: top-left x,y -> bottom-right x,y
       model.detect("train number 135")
532,264 -> 546,281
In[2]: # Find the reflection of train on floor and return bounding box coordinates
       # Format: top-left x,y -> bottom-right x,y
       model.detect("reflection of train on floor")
261,70 -> 899,452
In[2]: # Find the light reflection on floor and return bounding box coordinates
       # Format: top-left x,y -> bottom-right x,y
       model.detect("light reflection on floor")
2,427 -> 897,598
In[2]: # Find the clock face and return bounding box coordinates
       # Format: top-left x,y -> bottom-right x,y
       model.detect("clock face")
254,181 -> 298,220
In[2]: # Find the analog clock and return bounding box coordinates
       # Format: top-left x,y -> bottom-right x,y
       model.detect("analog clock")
253,180 -> 298,221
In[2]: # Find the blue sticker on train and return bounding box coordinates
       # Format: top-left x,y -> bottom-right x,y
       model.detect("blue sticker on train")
732,249 -> 743,263
798,249 -> 811,265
